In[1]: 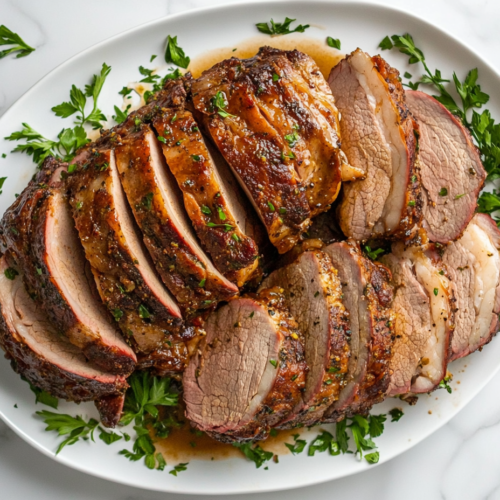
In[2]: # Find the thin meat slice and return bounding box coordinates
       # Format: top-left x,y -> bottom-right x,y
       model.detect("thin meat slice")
322,241 -> 394,421
149,78 -> 261,287
406,90 -> 486,243
388,243 -> 453,393
0,255 -> 128,405
66,147 -> 183,354
0,159 -> 136,374
328,50 -> 422,241
444,213 -> 500,360
259,250 -> 350,427
183,287 -> 307,442
192,55 -> 312,254
110,118 -> 238,312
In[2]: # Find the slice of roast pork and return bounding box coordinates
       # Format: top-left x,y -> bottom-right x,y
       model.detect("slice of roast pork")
0,255 -> 128,406
109,119 -> 239,312
192,52 -> 313,254
322,241 -> 394,421
443,213 -> 500,360
328,50 -> 422,241
183,287 -> 307,443
406,90 -> 486,243
0,158 -> 136,374
66,147 -> 184,354
381,244 -> 453,395
149,78 -> 262,287
259,250 -> 350,427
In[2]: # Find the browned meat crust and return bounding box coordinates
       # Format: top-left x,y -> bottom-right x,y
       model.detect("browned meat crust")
150,78 -> 261,287
0,158 -> 136,374
65,147 -> 183,353
191,55 -> 313,254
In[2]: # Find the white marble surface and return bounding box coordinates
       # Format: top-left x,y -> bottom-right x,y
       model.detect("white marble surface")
1,0 -> 500,498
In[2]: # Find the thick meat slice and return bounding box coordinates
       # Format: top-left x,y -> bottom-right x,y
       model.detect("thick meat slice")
110,119 -> 238,311
0,161 -> 136,374
386,243 -> 453,393
191,54 -> 312,254
259,250 -> 350,426
328,50 -> 422,241
443,214 -> 500,360
0,255 -> 128,404
66,147 -> 183,353
183,287 -> 307,442
149,79 -> 261,287
406,90 -> 486,243
322,241 -> 394,421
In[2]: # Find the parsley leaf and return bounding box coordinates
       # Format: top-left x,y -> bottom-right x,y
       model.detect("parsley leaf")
256,17 -> 310,36
308,430 -> 340,456
285,433 -> 307,455
232,442 -> 273,468
99,427 -> 123,445
364,245 -> 385,260
327,37 -> 341,50
368,414 -> 386,438
164,35 -> 190,69
169,462 -> 189,476
36,410 -> 99,454
388,408 -> 404,422
365,451 -> 380,464
112,104 -> 131,124
438,373 -> 453,394
27,380 -> 59,409
211,90 -> 235,118
0,25 -> 35,59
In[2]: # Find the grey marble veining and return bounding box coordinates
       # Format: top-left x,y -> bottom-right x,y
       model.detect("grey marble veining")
1,0 -> 500,499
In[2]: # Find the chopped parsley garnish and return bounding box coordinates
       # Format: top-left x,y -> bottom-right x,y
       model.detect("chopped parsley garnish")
438,187 -> 448,196
164,35 -> 190,69
24,378 -> 59,409
256,17 -> 310,36
150,54 -> 157,62
199,278 -> 206,288
138,304 -> 151,319
232,233 -> 241,242
157,136 -> 167,144
0,25 -> 35,59
4,267 -> 18,280
142,192 -> 154,211
408,200 -> 416,207
308,430 -> 340,456
201,205 -> 211,215
217,207 -> 226,221
112,308 -> 123,321
326,37 -> 341,50
388,408 -> 404,422
455,193 -> 466,200
439,374 -> 453,394
272,73 -> 280,82
232,442 -> 273,468
285,434 -> 307,455
267,201 -> 275,212
191,154 -> 202,161
112,104 -> 132,124
365,452 -> 380,464
433,288 -> 439,296
169,462 -> 189,476
364,245 -> 385,260
206,222 -> 233,232
284,130 -> 299,148
211,90 -> 235,118
269,359 -> 278,368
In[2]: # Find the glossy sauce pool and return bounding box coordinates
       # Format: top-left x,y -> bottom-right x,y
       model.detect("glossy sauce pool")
156,36 -> 342,465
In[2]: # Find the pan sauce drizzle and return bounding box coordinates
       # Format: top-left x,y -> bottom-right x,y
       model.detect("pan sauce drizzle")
156,36 -> 342,465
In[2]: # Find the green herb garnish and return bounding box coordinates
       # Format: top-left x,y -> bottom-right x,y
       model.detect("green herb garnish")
0,25 -> 35,59
326,37 -> 341,50
256,17 -> 310,36
232,442 -> 273,468
164,35 -> 190,69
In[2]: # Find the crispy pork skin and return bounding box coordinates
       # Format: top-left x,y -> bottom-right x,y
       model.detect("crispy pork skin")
388,243 -> 453,393
444,214 -> 500,360
110,118 -> 238,312
322,241 -> 394,421
183,287 -> 307,442
260,250 -> 350,427
406,90 -> 486,243
66,147 -> 183,353
328,50 -> 422,241
149,78 -> 262,287
192,51 -> 316,253
0,159 -> 136,374
0,256 -> 128,403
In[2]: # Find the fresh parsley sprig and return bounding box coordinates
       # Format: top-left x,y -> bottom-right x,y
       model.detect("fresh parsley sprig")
165,35 -> 190,69
256,17 -> 310,36
0,25 -> 35,59
232,442 -> 274,468
52,63 -> 111,129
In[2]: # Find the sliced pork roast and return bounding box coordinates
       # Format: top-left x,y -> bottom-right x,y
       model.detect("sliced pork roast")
328,50 -> 422,241
0,159 -> 136,374
107,103 -> 239,311
259,250 -> 350,427
183,287 -> 307,442
0,255 -> 128,414
381,244 -> 453,395
406,90 -> 486,243
65,147 -> 184,354
192,47 -> 352,253
149,78 -> 262,287
443,213 -> 500,360
322,241 -> 394,422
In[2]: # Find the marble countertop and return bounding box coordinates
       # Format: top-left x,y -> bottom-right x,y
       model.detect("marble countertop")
1,0 -> 500,499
